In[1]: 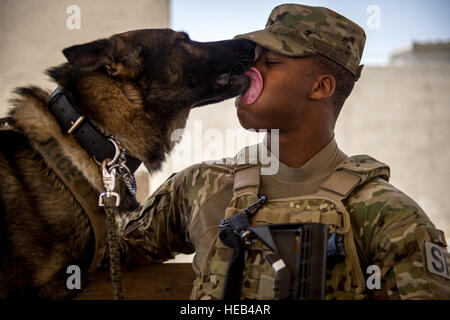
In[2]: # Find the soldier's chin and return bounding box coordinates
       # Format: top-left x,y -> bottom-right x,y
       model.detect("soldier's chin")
235,95 -> 257,109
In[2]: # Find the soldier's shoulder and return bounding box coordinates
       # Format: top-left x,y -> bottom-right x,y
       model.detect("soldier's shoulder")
347,175 -> 434,252
343,155 -> 433,244
348,171 -> 426,221
341,154 -> 422,219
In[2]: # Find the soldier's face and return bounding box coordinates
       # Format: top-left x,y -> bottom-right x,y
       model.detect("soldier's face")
235,46 -> 318,131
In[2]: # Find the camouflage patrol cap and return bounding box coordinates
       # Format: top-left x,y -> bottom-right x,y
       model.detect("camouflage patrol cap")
235,4 -> 366,80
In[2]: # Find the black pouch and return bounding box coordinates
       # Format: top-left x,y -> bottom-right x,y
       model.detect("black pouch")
249,223 -> 329,300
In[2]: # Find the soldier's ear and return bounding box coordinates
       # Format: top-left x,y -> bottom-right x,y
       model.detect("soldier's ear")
63,39 -> 114,72
310,74 -> 335,101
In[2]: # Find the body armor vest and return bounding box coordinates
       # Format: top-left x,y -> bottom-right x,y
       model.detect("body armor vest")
192,154 -> 390,300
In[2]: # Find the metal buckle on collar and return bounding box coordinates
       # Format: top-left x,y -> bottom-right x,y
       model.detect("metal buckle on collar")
67,115 -> 86,135
98,158 -> 121,207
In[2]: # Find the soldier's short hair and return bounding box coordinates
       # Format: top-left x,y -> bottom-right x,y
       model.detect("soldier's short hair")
313,54 -> 356,119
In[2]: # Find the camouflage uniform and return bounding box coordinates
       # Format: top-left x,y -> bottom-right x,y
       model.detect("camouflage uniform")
118,4 -> 450,299
119,145 -> 449,299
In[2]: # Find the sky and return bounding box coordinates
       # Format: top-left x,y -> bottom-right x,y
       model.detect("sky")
171,0 -> 450,65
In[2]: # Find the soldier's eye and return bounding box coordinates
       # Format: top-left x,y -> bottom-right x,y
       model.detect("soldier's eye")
266,59 -> 280,65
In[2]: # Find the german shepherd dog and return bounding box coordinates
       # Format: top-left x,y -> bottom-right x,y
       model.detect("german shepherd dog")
0,29 -> 254,298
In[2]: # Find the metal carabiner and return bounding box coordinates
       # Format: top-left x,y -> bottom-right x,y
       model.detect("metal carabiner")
93,138 -> 121,166
98,191 -> 121,207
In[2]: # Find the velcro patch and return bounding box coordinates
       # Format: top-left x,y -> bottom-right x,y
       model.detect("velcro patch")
425,241 -> 450,280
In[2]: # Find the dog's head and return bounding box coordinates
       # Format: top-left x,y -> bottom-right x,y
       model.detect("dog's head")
46,29 -> 255,181
60,29 -> 255,111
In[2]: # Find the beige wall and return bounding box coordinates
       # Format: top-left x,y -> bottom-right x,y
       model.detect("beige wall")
0,0 -> 170,115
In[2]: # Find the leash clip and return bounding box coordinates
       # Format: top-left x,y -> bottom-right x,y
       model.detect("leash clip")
98,191 -> 121,207
95,137 -> 137,206
98,159 -> 121,207
95,137 -> 137,196
102,163 -> 117,192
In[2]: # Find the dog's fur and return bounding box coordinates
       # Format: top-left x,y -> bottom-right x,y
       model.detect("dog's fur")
0,29 -> 254,298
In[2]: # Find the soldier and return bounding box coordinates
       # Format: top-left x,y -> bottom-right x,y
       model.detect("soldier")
118,4 -> 450,299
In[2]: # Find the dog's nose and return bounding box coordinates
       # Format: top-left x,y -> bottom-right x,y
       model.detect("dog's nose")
216,73 -> 231,86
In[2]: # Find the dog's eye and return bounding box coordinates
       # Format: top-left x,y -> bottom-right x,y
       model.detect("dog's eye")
180,32 -> 190,41
176,32 -> 190,43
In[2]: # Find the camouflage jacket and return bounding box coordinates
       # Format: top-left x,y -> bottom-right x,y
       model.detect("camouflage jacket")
119,153 -> 450,299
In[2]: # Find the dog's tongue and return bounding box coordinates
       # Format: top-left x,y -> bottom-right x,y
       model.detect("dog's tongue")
240,67 -> 263,105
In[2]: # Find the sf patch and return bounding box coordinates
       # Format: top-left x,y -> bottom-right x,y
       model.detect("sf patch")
425,241 -> 450,280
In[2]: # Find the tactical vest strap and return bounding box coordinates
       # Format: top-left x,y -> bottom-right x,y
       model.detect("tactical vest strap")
318,169 -> 361,200
233,165 -> 261,198
314,155 -> 390,293
252,208 -> 345,230
317,155 -> 390,200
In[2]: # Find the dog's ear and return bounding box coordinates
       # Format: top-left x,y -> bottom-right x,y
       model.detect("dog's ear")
63,37 -> 142,78
63,39 -> 113,72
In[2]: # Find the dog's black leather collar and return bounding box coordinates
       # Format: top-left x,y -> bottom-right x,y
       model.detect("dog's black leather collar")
48,87 -> 141,173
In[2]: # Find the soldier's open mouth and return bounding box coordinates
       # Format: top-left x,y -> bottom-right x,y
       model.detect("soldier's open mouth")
239,67 -> 263,105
